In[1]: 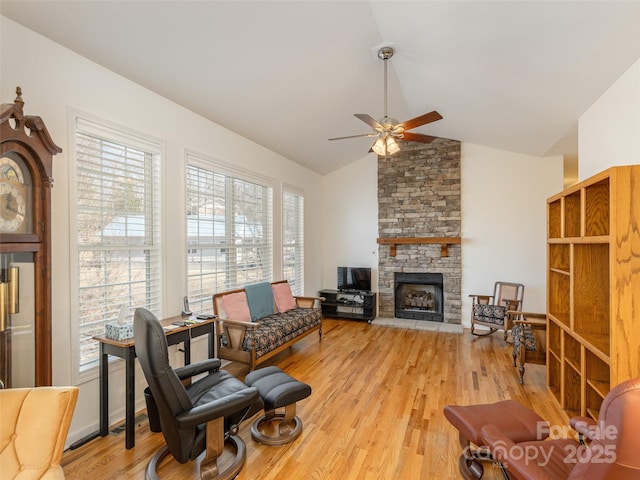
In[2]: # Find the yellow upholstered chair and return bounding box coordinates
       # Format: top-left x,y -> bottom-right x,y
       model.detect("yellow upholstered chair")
0,386 -> 79,479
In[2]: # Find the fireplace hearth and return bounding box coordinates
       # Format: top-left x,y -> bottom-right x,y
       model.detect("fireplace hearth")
395,272 -> 444,322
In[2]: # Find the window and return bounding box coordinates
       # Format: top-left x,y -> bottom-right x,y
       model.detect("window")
72,115 -> 161,371
282,188 -> 304,295
186,156 -> 273,313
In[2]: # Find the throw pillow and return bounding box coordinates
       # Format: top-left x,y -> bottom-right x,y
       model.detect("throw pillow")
245,282 -> 275,321
221,291 -> 251,322
273,282 -> 297,313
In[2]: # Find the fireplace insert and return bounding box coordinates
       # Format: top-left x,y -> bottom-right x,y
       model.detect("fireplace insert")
394,272 -> 444,322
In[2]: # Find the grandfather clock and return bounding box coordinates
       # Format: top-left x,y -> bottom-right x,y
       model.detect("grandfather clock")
0,88 -> 61,387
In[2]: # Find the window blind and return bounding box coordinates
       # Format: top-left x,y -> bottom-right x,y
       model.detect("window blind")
186,158 -> 273,313
282,189 -> 304,295
74,117 -> 161,370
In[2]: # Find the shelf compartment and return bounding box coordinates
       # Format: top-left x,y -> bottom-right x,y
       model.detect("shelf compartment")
584,178 -> 610,237
586,385 -> 605,420
548,200 -> 562,239
564,191 -> 582,238
548,270 -> 570,327
573,243 -> 610,345
548,244 -> 570,272
548,355 -> 561,404
578,333 -> 610,360
586,350 -> 610,398
548,320 -> 561,360
563,362 -> 582,416
564,334 -> 582,372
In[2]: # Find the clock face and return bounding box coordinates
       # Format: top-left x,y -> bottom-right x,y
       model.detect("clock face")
0,157 -> 31,234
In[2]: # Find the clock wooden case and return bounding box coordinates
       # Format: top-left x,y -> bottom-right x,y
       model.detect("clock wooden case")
0,88 -> 61,386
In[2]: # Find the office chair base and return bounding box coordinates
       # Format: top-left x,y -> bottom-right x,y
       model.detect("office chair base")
251,413 -> 303,446
458,451 -> 508,480
145,435 -> 246,480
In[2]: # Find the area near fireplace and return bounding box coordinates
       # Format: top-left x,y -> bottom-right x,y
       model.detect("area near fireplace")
378,138 -> 462,324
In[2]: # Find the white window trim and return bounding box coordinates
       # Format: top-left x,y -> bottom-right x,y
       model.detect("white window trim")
68,109 -> 164,384
282,184 -> 305,295
185,150 -> 275,313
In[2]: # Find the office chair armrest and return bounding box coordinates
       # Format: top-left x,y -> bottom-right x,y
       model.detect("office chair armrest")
174,358 -> 222,380
481,425 -> 555,480
570,416 -> 598,441
176,386 -> 261,429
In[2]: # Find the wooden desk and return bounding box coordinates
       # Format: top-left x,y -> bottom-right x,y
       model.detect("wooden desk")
93,314 -> 216,449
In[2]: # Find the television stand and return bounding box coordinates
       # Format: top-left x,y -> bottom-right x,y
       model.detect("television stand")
319,289 -> 377,323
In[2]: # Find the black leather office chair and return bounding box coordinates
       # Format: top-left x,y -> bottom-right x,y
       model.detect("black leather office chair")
134,308 -> 263,480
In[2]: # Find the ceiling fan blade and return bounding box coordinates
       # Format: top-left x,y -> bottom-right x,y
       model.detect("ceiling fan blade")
402,132 -> 437,144
354,114 -> 383,130
329,133 -> 378,141
400,111 -> 443,131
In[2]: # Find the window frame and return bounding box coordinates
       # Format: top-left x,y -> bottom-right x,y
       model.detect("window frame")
69,110 -> 163,380
185,152 -> 274,314
282,185 -> 304,295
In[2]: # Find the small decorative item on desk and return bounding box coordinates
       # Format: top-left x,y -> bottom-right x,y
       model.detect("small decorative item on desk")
105,304 -> 133,341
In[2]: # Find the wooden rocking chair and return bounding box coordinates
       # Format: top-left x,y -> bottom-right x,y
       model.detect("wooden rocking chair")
469,281 -> 524,340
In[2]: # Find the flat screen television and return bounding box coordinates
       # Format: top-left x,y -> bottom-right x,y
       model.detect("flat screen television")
337,266 -> 372,292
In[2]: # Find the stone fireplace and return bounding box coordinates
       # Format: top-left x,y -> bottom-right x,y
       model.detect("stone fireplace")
378,138 -> 461,324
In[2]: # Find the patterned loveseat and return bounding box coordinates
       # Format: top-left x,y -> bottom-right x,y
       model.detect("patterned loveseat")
213,280 -> 323,370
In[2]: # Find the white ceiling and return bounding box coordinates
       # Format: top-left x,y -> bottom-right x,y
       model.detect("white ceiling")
2,1 -> 639,175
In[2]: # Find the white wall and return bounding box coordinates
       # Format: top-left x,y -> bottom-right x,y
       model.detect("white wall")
321,155 -> 380,288
1,16 -> 324,445
461,144 -> 563,318
579,58 -> 640,180
322,142 -> 564,323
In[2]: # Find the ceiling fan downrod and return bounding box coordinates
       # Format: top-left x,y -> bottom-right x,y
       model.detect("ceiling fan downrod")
378,47 -> 394,122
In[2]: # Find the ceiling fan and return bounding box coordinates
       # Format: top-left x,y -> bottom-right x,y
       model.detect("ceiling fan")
329,46 -> 442,156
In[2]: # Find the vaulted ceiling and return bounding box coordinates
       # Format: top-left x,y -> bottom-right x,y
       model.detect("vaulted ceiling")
2,1 -> 639,175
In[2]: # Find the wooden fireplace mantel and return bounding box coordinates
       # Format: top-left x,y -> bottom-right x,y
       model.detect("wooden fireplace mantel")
376,237 -> 462,257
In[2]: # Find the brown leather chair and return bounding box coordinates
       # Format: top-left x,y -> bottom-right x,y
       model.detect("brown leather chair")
134,308 -> 263,480
481,377 -> 640,479
444,400 -> 548,479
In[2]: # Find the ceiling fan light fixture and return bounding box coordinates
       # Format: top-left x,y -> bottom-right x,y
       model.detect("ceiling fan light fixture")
371,136 -> 386,155
372,134 -> 400,156
385,136 -> 400,155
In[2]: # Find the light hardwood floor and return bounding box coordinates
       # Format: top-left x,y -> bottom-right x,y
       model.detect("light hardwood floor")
61,318 -> 565,479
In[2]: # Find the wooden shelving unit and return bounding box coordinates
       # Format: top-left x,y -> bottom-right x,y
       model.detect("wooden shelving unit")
546,165 -> 640,421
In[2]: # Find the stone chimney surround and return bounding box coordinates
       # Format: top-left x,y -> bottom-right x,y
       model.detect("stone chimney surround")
377,138 -> 462,324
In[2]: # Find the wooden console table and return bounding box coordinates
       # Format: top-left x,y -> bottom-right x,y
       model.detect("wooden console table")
377,237 -> 462,257
93,314 -> 216,449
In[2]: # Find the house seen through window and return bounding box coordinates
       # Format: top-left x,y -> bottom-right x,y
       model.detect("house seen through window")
186,157 -> 273,314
